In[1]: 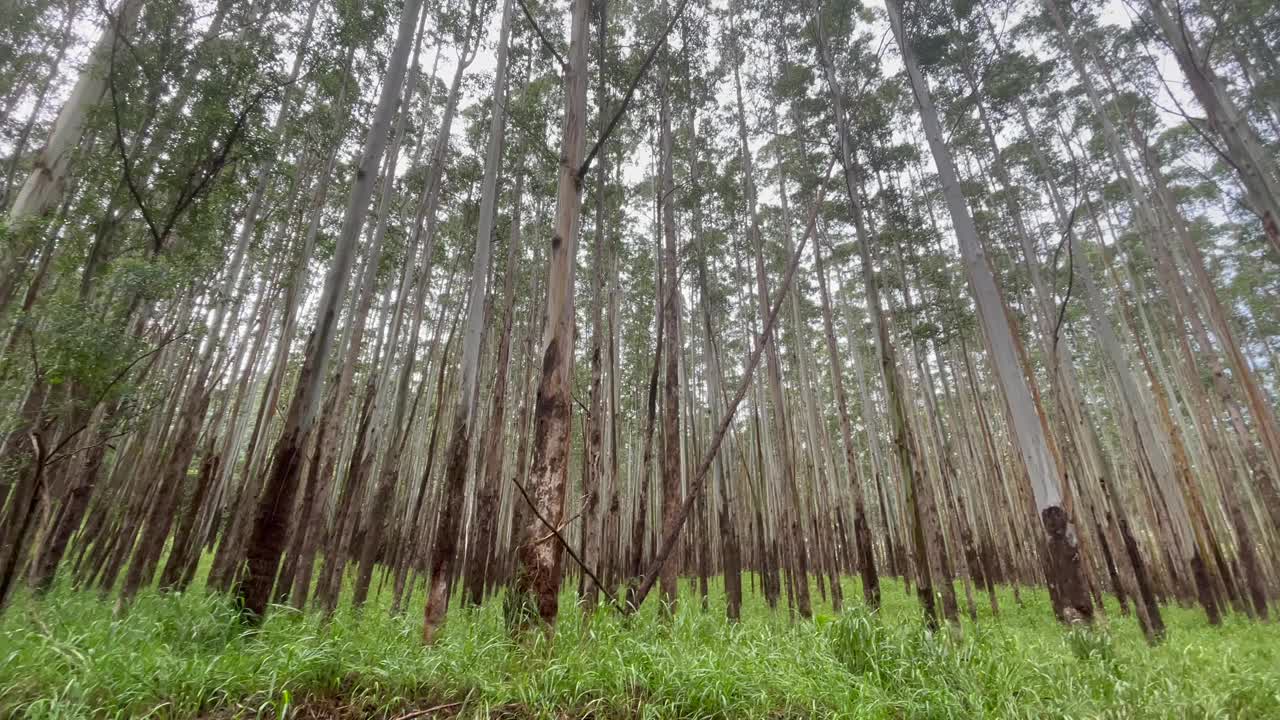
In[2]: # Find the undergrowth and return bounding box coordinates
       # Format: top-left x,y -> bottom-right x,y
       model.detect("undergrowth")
2,565 -> 1277,719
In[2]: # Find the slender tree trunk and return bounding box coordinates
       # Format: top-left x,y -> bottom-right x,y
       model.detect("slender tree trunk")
465,169 -> 524,607
511,0 -> 590,631
422,0 -> 510,643
887,0 -> 1092,622
656,70 -> 683,615
579,0 -> 610,610
815,9 -> 936,624
237,0 -> 424,620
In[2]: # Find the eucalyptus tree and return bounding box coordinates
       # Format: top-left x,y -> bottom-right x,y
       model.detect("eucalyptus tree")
0,0 -> 82,217
509,0 -> 592,630
512,0 -> 692,627
238,0 -> 426,620
4,0 -> 142,232
1140,0 -> 1280,259
423,0 -> 510,643
578,0 -> 612,611
886,0 -> 1094,623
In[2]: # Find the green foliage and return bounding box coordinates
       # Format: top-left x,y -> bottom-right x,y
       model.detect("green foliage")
3,567 -> 1278,719
37,297 -> 144,398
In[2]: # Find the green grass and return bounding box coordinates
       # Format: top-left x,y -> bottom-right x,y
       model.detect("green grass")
2,567 -> 1278,719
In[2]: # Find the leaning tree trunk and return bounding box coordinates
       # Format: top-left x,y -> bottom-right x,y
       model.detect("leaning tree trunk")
813,232 -> 879,610
4,0 -> 142,230
350,0 -> 477,612
422,0 -> 511,643
686,59 -> 741,619
887,0 -> 1092,623
236,0 -> 424,620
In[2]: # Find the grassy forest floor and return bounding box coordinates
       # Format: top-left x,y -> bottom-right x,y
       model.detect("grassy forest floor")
2,565 -> 1278,720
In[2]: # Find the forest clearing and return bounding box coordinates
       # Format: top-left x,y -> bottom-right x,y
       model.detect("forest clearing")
2,0 -> 1279,716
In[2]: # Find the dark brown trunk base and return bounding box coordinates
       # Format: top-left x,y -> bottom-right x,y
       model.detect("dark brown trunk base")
1041,505 -> 1094,624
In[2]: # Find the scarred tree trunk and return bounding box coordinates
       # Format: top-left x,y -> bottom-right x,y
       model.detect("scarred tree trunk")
422,0 -> 510,643
511,0 -> 591,631
237,0 -> 423,620
294,35 -> 439,612
465,169 -> 524,607
887,0 -> 1092,622
350,5 -> 477,613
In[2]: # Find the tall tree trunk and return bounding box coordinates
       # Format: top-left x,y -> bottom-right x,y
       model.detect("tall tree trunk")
237,0 -> 424,620
887,0 -> 1092,623
579,0 -> 610,611
657,70 -> 683,615
729,4 -> 809,619
511,0 -> 590,631
465,168 -> 524,607
815,8 -> 935,624
422,0 -> 510,643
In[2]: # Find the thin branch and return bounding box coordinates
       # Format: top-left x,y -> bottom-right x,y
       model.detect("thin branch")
1050,204 -> 1079,360
515,0 -> 565,70
105,7 -> 163,251
1115,0 -> 1241,176
535,507 -> 583,544
105,0 -> 295,256
47,327 -> 186,461
627,160 -> 834,612
576,0 -> 694,186
152,87 -> 268,253
510,476 -> 617,607
47,429 -> 131,467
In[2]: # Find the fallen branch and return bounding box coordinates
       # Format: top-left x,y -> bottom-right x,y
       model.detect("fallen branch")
510,477 -> 618,607
576,0 -> 694,186
627,161 -> 834,611
535,506 -> 583,544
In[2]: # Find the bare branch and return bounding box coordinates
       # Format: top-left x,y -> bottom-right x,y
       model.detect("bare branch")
515,0 -> 566,70
509,476 -> 618,607
105,5 -> 163,251
576,0 -> 694,186
627,161 -> 834,612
